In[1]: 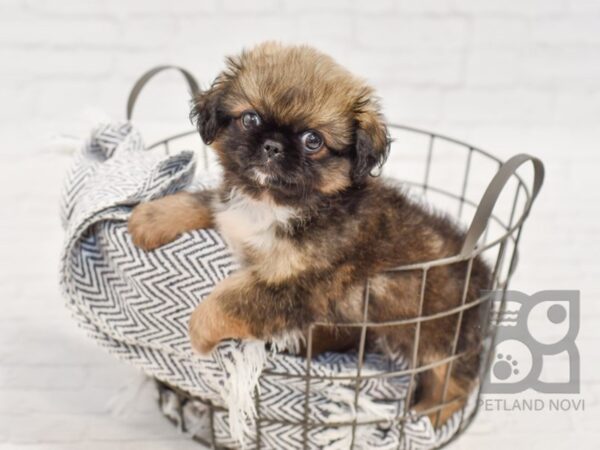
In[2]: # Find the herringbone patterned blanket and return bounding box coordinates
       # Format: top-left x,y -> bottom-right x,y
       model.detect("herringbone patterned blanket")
59,122 -> 475,449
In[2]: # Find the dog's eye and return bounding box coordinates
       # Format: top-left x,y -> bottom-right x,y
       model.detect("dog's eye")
241,111 -> 262,129
301,131 -> 323,153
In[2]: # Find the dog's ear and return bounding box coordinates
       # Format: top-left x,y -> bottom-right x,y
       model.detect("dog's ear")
352,97 -> 390,183
190,84 -> 227,145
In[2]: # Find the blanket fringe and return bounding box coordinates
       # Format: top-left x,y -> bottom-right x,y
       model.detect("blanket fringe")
221,341 -> 268,447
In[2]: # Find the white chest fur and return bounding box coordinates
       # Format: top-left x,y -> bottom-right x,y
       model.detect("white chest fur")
214,190 -> 298,257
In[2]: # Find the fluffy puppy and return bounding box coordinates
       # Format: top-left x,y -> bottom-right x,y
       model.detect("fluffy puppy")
128,42 -> 491,426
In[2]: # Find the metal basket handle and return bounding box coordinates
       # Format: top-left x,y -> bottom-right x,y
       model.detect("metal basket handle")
460,154 -> 545,258
126,65 -> 200,121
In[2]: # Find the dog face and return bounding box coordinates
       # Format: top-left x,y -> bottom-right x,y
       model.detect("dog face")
191,42 -> 390,203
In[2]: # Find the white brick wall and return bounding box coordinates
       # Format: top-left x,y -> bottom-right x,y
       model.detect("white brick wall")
0,1 -> 598,449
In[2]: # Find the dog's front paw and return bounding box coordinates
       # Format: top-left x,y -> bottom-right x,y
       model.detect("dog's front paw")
189,326 -> 219,355
188,294 -> 254,355
128,202 -> 180,251
189,297 -> 226,355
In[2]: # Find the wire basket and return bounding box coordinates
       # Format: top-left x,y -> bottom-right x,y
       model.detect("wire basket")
127,67 -> 545,449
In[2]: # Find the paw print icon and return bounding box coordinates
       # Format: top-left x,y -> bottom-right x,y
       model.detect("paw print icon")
493,353 -> 520,380
482,290 -> 580,394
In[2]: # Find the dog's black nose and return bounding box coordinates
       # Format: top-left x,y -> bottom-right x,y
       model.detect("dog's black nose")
262,139 -> 283,159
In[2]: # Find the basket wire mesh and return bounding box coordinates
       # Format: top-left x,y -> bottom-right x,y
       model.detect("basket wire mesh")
128,66 -> 544,449
147,125 -> 542,449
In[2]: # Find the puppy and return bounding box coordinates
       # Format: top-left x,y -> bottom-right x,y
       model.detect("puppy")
128,42 -> 491,426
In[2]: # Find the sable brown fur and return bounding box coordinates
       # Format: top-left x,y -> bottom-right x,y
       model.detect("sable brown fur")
128,42 -> 491,427
128,190 -> 214,250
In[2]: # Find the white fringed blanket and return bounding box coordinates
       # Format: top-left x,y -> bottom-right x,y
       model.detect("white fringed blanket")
60,122 -> 476,449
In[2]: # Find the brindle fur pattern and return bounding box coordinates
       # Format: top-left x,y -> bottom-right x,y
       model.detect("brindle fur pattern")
128,42 -> 491,426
